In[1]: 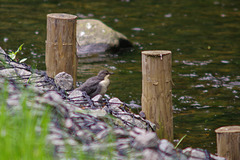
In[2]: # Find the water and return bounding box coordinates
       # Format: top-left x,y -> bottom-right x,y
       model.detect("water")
1,0 -> 240,154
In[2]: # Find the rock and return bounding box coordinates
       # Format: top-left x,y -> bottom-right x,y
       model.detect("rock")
119,114 -> 146,129
76,19 -> 132,56
139,111 -> 146,119
114,128 -> 129,138
158,139 -> 181,160
117,138 -> 131,156
76,130 -> 94,143
145,119 -> 156,131
86,109 -> 107,118
90,122 -> 107,132
182,147 -> 224,160
0,47 -> 6,56
142,149 -> 161,160
43,91 -> 63,104
159,139 -> 175,154
54,72 -> 73,91
108,97 -> 123,112
130,127 -> 146,137
132,131 -> 159,149
91,94 -> 102,106
0,69 -> 15,77
96,129 -> 109,139
68,89 -> 84,102
0,68 -> 31,78
210,154 -> 226,160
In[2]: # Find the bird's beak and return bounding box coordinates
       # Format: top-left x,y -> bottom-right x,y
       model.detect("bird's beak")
109,72 -> 114,75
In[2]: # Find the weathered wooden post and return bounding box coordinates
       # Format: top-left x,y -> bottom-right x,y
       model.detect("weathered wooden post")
215,126 -> 240,160
45,13 -> 77,86
141,50 -> 173,141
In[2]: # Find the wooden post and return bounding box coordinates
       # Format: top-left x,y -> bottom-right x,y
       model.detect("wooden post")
215,126 -> 240,160
141,50 -> 173,141
45,13 -> 77,86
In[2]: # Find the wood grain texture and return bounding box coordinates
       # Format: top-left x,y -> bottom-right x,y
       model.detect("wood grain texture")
215,126 -> 240,160
45,13 -> 77,86
141,50 -> 173,141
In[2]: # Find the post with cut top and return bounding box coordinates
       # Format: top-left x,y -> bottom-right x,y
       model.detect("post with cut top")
45,13 -> 77,86
215,126 -> 240,160
141,50 -> 173,141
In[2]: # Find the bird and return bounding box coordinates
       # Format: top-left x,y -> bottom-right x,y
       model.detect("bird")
78,70 -> 113,98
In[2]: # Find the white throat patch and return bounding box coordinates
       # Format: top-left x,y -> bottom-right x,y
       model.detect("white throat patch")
99,75 -> 110,95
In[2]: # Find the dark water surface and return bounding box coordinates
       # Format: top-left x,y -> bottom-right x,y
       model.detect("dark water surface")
1,0 -> 240,153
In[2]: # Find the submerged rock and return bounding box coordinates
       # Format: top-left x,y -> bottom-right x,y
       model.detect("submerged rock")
76,19 -> 132,57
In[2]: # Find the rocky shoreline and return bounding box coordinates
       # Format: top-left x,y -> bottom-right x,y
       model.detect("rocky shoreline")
0,47 -> 225,159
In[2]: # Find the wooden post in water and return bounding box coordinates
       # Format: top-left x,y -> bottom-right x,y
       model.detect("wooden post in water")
215,126 -> 240,160
45,13 -> 77,86
141,50 -> 173,141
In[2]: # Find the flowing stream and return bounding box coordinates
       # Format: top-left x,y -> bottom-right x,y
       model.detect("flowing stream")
1,0 -> 240,153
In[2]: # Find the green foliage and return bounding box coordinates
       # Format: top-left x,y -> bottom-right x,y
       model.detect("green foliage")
8,43 -> 27,63
0,81 -> 53,159
0,79 -> 119,159
175,134 -> 187,149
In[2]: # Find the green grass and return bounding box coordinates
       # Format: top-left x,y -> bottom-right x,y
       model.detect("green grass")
0,81 -> 53,160
0,79 -> 119,159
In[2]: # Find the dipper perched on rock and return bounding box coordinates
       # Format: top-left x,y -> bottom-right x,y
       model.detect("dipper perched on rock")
78,70 -> 113,98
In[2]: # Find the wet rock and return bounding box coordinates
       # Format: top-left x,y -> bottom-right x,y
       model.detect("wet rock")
54,72 -> 73,91
76,19 -> 132,56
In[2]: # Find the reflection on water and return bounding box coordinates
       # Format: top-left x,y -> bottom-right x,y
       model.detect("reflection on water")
1,0 -> 240,153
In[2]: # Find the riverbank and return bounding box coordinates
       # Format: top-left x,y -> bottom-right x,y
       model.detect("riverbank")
0,47 -> 225,159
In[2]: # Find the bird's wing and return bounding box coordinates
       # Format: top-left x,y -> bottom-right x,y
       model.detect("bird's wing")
89,84 -> 102,98
79,76 -> 101,97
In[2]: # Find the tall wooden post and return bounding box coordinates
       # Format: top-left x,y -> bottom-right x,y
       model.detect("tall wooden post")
45,13 -> 77,86
141,50 -> 173,141
215,126 -> 240,160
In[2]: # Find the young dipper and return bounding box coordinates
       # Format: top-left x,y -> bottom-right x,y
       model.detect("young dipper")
78,70 -> 113,98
